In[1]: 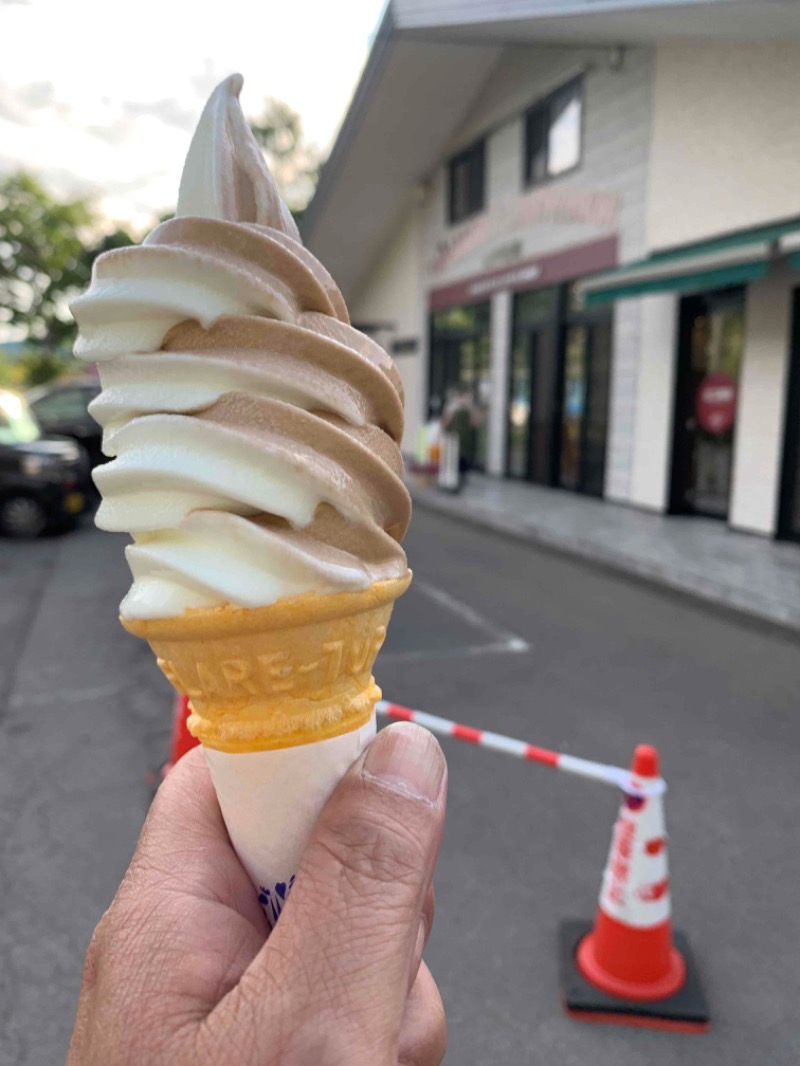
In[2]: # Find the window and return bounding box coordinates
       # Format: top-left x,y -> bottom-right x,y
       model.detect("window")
524,78 -> 583,187
448,140 -> 485,225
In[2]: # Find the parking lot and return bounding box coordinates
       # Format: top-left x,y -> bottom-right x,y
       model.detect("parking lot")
1,506 -> 799,1064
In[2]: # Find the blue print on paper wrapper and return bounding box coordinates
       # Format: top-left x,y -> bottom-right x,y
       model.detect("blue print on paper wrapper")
258,875 -> 296,926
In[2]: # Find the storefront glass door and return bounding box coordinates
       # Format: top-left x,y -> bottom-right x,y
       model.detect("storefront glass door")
507,285 -> 611,496
507,289 -> 558,482
670,290 -> 745,519
559,319 -> 612,496
778,288 -> 800,541
429,303 -> 491,469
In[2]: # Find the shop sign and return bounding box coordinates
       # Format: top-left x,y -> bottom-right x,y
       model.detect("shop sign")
696,372 -> 737,435
468,262 -> 542,299
429,236 -> 617,311
430,187 -> 618,278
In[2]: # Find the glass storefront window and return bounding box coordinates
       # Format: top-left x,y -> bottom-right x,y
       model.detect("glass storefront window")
507,340 -> 533,479
514,289 -> 557,330
508,285 -> 611,496
559,321 -> 612,495
671,290 -> 744,519
583,320 -> 612,497
559,326 -> 587,491
779,289 -> 800,540
429,302 -> 491,469
508,289 -> 558,482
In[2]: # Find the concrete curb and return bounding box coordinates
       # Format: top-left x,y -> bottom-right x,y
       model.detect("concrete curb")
409,483 -> 800,635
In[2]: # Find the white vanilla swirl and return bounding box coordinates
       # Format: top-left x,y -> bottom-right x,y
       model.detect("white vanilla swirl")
71,76 -> 409,620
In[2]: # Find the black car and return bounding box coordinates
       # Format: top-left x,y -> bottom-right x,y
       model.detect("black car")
0,391 -> 89,537
27,381 -> 103,468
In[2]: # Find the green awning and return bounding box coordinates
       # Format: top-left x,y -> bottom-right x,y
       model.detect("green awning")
580,217 -> 800,307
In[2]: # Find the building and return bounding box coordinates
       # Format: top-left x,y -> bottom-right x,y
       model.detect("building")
302,0 -> 800,541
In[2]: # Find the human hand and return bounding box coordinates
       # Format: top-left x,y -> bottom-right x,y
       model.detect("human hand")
68,723 -> 448,1065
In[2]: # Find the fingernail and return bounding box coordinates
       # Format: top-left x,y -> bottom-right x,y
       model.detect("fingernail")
363,723 -> 445,804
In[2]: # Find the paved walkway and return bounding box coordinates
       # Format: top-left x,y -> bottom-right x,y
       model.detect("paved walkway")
408,472 -> 800,631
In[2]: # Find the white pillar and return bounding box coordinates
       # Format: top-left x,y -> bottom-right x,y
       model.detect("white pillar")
729,266 -> 793,535
604,298 -> 643,502
487,289 -> 513,476
629,294 -> 679,512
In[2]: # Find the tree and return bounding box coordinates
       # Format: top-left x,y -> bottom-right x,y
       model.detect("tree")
0,172 -> 134,349
20,350 -> 65,387
249,99 -> 322,223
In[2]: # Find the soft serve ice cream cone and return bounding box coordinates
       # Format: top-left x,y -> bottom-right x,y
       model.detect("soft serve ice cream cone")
71,74 -> 411,923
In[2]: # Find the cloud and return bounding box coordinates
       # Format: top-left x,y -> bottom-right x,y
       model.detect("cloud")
86,95 -> 195,146
0,79 -> 62,125
85,115 -> 138,147
190,58 -> 224,101
105,169 -> 171,195
0,98 -> 26,125
122,97 -> 195,131
17,81 -> 55,109
0,78 -> 70,131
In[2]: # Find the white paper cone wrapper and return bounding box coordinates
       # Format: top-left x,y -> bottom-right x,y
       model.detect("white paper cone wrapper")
204,715 -> 376,925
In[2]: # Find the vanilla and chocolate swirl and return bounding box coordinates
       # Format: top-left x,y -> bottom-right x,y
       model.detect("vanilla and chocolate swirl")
71,75 -> 409,619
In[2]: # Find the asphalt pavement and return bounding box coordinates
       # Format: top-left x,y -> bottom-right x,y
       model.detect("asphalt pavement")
1,506 -> 799,1065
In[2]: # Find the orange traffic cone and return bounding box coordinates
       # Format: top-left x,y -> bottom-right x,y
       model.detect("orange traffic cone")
560,744 -> 709,1032
162,694 -> 200,777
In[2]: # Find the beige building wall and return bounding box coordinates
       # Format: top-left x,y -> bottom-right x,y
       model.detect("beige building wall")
629,294 -> 679,512
348,208 -> 426,453
648,43 -> 800,250
641,44 -> 800,533
421,45 -> 652,288
730,266 -> 794,535
417,44 -> 654,497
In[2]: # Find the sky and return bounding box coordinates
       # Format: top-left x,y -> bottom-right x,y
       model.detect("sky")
0,0 -> 385,232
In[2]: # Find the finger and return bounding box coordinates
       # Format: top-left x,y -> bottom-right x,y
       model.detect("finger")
398,962 -> 448,1066
409,884 -> 435,991
224,724 -> 447,1061
83,748 -> 269,1044
118,747 -> 267,930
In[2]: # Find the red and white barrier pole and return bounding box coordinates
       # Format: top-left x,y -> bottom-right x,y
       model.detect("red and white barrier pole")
376,700 -> 665,798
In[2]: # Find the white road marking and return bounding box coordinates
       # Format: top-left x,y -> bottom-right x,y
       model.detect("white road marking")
380,640 -> 527,664
380,580 -> 530,663
415,581 -> 530,647
9,585 -> 531,700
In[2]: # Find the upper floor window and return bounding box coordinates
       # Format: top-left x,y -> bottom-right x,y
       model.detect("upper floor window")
448,139 -> 485,225
524,77 -> 583,187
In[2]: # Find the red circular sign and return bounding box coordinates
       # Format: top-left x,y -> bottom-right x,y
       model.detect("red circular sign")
696,372 -> 737,435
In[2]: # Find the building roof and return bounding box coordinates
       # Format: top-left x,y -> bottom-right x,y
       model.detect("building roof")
302,0 -> 800,300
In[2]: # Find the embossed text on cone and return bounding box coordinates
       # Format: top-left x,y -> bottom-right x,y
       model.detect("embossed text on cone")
127,577 -> 409,928
123,576 -> 410,753
560,745 -> 709,1032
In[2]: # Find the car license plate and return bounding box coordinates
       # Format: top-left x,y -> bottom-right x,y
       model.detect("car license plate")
65,492 -> 85,514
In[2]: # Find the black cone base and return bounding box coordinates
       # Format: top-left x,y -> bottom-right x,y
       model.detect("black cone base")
559,920 -> 710,1033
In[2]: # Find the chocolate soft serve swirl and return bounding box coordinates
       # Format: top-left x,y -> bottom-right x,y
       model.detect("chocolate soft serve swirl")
71,74 -> 409,620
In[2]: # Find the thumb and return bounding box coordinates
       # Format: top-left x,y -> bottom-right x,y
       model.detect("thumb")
229,723 -> 447,1063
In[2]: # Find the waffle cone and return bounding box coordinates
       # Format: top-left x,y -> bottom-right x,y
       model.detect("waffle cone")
121,575 -> 410,753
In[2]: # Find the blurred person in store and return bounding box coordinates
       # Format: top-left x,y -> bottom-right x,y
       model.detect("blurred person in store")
441,385 -> 480,492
